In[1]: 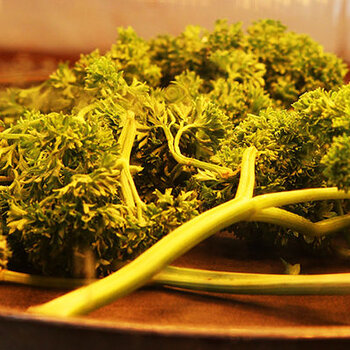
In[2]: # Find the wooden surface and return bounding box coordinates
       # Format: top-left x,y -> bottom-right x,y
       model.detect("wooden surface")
2,233 -> 350,349
0,51 -> 78,86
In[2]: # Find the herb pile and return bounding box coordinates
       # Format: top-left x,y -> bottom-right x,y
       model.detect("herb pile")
1,19 -> 350,316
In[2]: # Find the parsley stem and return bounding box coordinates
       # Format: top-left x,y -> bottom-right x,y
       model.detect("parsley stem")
0,133 -> 34,140
235,147 -> 257,200
5,266 -> 350,295
27,197 -> 255,316
27,147 -> 258,316
27,148 -> 350,317
163,124 -> 235,178
76,103 -> 97,120
118,111 -> 146,220
155,266 -> 350,295
0,268 -> 91,289
251,208 -> 350,238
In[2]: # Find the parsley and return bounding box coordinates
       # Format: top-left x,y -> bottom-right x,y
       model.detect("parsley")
0,19 -> 349,317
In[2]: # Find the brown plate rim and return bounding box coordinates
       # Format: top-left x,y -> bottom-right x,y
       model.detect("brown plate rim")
2,307 -> 350,341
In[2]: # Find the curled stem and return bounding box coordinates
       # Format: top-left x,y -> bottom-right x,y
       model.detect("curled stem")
162,124 -> 235,179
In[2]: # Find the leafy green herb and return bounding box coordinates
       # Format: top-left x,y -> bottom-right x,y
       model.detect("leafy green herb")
0,18 -> 349,316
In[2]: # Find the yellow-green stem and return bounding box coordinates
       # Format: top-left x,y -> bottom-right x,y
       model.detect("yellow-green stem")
27,147 -> 257,316
28,196 -> 255,316
5,266 -> 350,295
117,111 -> 146,220
251,208 -> 350,238
27,148 -> 350,317
0,269 -> 91,289
162,124 -> 235,178
156,266 -> 350,295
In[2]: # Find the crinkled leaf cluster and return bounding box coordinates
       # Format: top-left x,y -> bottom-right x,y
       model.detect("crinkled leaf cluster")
0,18 -> 348,276
212,85 -> 350,248
0,108 -> 200,276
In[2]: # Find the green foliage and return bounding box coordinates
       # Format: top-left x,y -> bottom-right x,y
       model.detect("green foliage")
150,18 -> 346,107
0,111 -> 121,275
322,134 -> 350,191
218,108 -> 314,192
209,80 -> 272,124
107,27 -> 162,86
216,84 -> 350,195
0,107 -> 200,276
246,19 -> 348,106
1,18 -> 346,127
205,19 -> 244,51
209,49 -> 266,87
0,18 -> 349,277
150,25 -> 209,86
210,84 -> 350,249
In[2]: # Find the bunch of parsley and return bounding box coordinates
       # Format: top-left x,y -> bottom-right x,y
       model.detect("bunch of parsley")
0,19 -> 350,317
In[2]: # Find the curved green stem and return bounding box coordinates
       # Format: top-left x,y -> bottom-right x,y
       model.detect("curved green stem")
28,196 -> 255,316
27,147 -> 258,316
119,158 -> 146,222
173,123 -> 195,147
251,208 -> 350,238
119,173 -> 135,209
0,267 -> 278,290
162,124 -> 235,178
116,113 -> 136,208
27,147 -> 350,317
155,266 -> 350,295
76,103 -> 97,120
5,266 -> 350,295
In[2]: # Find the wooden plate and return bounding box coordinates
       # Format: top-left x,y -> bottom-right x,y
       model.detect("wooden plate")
1,233 -> 350,350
